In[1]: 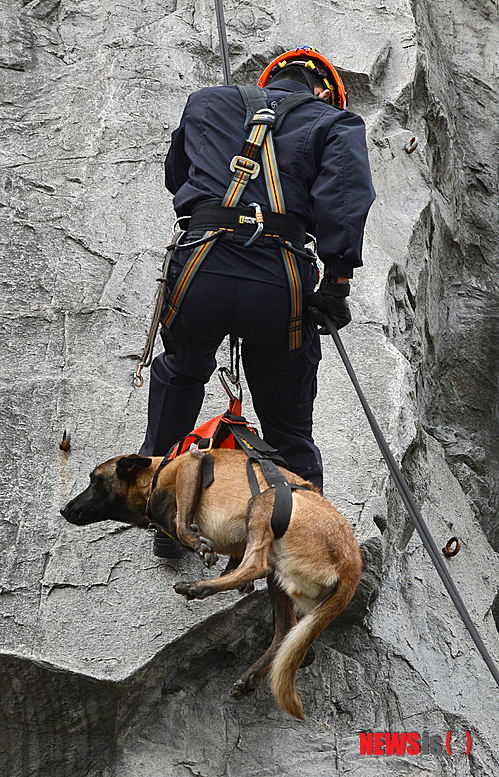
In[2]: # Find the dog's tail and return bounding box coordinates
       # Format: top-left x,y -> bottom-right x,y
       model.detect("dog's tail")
269,575 -> 358,720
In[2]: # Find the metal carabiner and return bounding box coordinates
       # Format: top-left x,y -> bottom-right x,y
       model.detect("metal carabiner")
133,363 -> 145,388
305,232 -> 317,253
218,366 -> 242,403
172,215 -> 191,234
243,202 -> 265,247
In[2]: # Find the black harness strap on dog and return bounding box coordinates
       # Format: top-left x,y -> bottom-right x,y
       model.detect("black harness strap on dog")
245,456 -> 308,538
228,421 -> 307,538
227,422 -> 288,468
150,454 -> 173,493
201,453 -> 215,488
256,457 -> 293,539
149,430 -> 209,495
246,458 -> 261,496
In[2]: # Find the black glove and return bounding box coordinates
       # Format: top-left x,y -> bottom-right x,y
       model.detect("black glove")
308,278 -> 352,331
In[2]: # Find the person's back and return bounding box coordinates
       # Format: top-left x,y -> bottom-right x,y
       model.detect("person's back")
167,79 -> 374,282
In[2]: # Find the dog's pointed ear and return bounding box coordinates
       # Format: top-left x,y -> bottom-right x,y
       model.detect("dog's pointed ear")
116,455 -> 153,482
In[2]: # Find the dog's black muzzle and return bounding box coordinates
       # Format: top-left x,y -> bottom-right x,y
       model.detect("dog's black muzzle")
60,491 -> 111,526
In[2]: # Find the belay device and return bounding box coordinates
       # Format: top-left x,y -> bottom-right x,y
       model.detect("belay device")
147,367 -> 308,540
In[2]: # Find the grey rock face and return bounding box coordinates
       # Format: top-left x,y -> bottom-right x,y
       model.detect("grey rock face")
1,0 -> 499,775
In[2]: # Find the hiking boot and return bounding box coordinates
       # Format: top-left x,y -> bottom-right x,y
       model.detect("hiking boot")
151,526 -> 186,559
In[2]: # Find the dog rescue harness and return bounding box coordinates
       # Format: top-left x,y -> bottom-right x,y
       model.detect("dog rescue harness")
147,370 -> 307,540
162,85 -> 322,351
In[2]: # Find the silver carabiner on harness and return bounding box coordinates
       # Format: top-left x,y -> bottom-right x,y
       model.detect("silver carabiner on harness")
243,202 -> 265,247
172,215 -> 191,233
218,366 -> 242,403
174,229 -> 225,250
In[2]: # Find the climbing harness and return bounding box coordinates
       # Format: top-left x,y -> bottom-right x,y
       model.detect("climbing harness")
132,88 -> 317,382
323,314 -> 499,690
162,86 -> 321,351
146,369 -> 307,540
133,40 -> 331,382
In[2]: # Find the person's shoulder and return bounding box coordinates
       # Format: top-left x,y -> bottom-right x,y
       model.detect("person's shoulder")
187,85 -> 241,101
313,102 -> 367,130
184,85 -> 241,115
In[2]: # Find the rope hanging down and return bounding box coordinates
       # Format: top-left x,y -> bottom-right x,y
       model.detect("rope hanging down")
324,314 -> 499,690
214,0 -> 232,85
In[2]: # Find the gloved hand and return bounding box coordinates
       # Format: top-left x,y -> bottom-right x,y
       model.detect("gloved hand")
308,278 -> 352,331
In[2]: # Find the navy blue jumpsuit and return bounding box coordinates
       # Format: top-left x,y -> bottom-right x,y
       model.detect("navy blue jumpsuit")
139,79 -> 375,489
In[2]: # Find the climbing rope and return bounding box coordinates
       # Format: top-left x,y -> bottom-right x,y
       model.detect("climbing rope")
324,314 -> 499,689
214,0 -> 232,85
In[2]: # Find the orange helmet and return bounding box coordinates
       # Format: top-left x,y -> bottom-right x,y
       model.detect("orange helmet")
258,47 -> 347,109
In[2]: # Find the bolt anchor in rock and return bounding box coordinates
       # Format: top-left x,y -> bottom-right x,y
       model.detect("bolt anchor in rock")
405,135 -> 419,154
59,429 -> 71,452
442,537 -> 461,558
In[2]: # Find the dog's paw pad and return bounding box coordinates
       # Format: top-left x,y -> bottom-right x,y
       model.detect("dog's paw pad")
174,581 -> 197,600
231,675 -> 258,699
197,537 -> 218,567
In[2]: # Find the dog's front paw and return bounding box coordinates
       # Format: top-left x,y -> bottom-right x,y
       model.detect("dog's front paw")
174,580 -> 210,600
197,536 -> 218,568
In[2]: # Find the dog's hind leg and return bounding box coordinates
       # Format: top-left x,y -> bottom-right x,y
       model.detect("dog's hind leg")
174,489 -> 275,600
220,556 -> 254,594
231,571 -> 296,699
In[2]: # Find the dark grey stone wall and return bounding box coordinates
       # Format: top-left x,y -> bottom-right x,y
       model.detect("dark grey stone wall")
1,1 -> 498,774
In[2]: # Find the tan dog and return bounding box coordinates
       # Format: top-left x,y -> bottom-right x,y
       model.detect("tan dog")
61,449 -> 362,719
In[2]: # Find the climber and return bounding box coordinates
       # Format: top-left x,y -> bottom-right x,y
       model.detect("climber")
139,47 -> 375,556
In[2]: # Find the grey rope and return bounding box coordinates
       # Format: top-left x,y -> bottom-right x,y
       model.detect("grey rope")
324,314 -> 499,689
214,0 -> 232,85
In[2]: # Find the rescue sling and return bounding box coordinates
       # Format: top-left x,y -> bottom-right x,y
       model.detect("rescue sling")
162,86 -> 323,351
148,373 -> 307,539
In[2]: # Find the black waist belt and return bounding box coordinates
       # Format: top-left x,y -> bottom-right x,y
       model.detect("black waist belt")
189,201 -> 307,248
